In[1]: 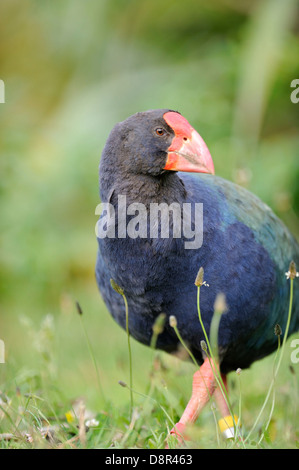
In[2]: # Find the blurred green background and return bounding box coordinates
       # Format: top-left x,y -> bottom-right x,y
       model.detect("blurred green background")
0,0 -> 299,433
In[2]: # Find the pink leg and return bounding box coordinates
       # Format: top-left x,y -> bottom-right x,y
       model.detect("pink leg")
168,358 -> 217,445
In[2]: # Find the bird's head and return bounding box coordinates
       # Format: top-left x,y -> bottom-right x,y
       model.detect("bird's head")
101,109 -> 214,178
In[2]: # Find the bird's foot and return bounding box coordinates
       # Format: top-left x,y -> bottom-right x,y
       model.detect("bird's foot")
166,422 -> 188,448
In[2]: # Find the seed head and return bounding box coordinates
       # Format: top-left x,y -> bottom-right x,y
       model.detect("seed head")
214,293 -> 228,314
285,261 -> 298,280
75,301 -> 83,315
236,368 -> 242,376
195,267 -> 204,287
169,315 -> 177,328
274,324 -> 282,336
118,380 -> 127,388
200,340 -> 207,352
110,279 -> 124,295
289,260 -> 297,280
152,313 -> 166,336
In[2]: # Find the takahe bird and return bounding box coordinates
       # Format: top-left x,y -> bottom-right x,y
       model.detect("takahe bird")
96,109 -> 299,442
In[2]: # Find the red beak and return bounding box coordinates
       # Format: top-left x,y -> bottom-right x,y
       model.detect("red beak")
163,111 -> 215,175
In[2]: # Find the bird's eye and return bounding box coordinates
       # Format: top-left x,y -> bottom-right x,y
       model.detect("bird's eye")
155,128 -> 165,136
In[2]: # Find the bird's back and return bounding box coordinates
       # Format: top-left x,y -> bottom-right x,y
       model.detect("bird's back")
182,174 -> 299,371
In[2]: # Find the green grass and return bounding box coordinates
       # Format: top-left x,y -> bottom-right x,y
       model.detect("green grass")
0,277 -> 298,449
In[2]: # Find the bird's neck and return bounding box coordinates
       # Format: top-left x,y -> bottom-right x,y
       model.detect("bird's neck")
100,171 -> 187,206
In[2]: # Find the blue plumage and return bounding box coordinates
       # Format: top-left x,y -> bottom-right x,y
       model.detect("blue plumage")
96,110 -> 299,373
